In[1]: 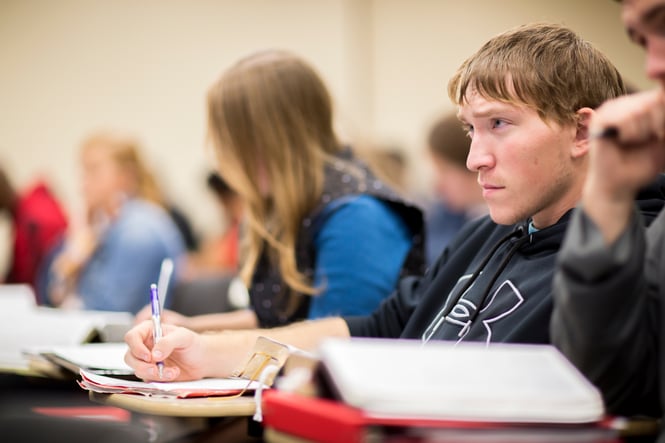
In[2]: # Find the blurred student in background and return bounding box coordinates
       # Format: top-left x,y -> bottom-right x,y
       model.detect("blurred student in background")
179,171 -> 244,279
166,200 -> 199,254
357,147 -> 410,195
205,171 -> 243,273
44,131 -> 185,314
137,49 -> 425,332
425,113 -> 488,266
0,166 -> 68,297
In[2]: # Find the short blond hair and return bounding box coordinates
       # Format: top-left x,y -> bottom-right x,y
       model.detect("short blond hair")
448,23 -> 626,125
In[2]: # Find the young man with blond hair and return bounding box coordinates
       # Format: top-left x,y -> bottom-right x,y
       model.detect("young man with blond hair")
124,23 -> 662,383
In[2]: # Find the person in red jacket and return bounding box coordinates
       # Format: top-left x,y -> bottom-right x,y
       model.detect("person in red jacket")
0,167 -> 68,299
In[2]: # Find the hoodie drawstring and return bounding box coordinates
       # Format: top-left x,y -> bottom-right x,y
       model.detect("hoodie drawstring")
438,223 -> 528,323
465,226 -> 530,327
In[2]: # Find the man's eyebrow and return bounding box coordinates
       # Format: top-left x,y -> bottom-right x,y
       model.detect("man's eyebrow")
641,4 -> 665,30
464,105 -> 517,119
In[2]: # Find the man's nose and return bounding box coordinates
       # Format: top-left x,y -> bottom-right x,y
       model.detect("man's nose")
466,137 -> 494,172
645,37 -> 665,86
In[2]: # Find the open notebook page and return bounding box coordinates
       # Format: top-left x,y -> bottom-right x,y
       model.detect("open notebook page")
79,369 -> 265,398
35,342 -> 133,375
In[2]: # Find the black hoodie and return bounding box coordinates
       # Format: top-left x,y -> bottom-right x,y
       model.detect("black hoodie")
344,174 -> 665,345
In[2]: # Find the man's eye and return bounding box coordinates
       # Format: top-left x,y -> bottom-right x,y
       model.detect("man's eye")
644,8 -> 665,39
630,33 -> 647,48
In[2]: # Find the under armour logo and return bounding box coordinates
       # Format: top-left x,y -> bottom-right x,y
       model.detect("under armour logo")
422,277 -> 523,345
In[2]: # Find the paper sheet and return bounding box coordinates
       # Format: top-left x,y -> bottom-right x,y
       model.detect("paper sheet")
44,343 -> 133,373
79,369 -> 265,398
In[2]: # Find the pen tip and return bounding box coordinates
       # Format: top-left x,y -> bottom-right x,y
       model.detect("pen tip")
593,126 -> 619,140
602,126 -> 619,139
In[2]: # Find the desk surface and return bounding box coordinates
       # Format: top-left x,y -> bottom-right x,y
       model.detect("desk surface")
89,391 -> 257,417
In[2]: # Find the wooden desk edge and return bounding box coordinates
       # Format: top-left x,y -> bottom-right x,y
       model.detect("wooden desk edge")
264,428 -> 313,443
89,391 -> 257,417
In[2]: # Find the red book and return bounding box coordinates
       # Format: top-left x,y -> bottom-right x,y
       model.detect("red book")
261,391 -> 620,443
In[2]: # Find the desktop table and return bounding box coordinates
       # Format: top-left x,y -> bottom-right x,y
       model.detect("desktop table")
0,373 -> 151,443
89,391 -> 257,417
90,391 -> 261,442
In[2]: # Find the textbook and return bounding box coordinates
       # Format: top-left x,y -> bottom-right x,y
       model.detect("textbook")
262,390 -> 618,443
0,284 -> 133,374
317,338 -> 605,425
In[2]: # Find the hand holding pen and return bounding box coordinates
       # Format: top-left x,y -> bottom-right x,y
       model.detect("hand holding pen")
581,88 -> 665,245
125,282 -> 212,381
124,316 -> 225,382
590,88 -> 665,146
587,89 -> 665,190
149,283 -> 164,378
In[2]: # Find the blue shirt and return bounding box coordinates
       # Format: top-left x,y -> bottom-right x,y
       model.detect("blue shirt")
424,201 -> 469,268
75,199 -> 185,314
308,195 -> 412,319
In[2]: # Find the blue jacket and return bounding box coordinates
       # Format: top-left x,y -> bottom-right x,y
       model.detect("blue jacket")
52,199 -> 185,314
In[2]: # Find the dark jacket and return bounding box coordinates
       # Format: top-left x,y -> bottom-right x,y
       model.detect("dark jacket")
250,150 -> 425,328
552,174 -> 665,441
347,175 -> 665,347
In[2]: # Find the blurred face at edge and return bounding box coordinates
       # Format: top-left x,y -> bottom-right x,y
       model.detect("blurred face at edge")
622,0 -> 665,87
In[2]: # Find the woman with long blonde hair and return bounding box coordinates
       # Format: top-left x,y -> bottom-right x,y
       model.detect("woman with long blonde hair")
45,131 -> 185,313
145,50 -> 424,331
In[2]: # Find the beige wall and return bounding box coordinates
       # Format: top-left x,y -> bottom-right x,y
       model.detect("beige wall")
370,0 -> 651,189
0,0 -> 650,267
0,0 -> 371,235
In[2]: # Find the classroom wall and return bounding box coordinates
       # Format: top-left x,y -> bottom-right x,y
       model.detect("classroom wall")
0,0 -> 370,231
370,0 -> 651,190
0,0 -> 650,274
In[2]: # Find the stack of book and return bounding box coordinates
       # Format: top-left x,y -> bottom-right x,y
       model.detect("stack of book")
261,338 -> 618,443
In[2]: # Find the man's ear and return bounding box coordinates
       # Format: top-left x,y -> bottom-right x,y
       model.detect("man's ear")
572,107 -> 594,158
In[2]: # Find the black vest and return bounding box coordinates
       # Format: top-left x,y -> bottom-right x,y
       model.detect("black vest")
250,150 -> 425,327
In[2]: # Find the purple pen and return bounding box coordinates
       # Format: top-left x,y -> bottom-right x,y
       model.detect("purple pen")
150,283 -> 164,378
